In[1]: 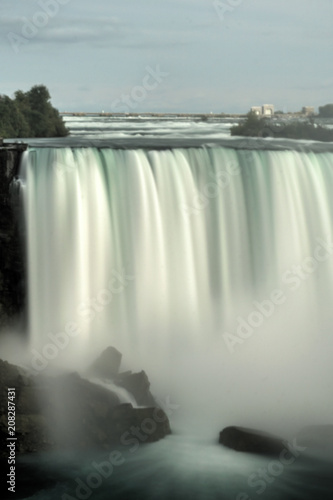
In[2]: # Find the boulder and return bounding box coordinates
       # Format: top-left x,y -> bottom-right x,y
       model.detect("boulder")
115,370 -> 156,406
0,358 -> 171,456
88,347 -> 157,407
89,346 -> 122,379
219,426 -> 287,455
41,371 -> 121,449
108,403 -> 171,445
0,359 -> 53,457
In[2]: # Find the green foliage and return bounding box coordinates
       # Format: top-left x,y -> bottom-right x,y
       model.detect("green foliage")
230,112 -> 264,137
0,85 -> 68,138
0,95 -> 29,138
318,104 -> 333,118
231,111 -> 333,142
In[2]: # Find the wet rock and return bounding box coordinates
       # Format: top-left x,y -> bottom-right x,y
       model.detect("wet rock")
115,370 -> 156,406
0,360 -> 53,457
0,358 -> 171,457
0,145 -> 27,327
89,347 -> 157,407
107,403 -> 171,446
219,426 -> 287,455
89,346 -> 122,379
36,371 -> 121,450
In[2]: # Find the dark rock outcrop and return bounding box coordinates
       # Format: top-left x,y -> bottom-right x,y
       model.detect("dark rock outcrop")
219,426 -> 287,455
0,144 -> 27,328
108,403 -> 171,445
41,371 -> 121,450
115,370 -> 156,406
89,345 -> 122,378
0,359 -> 52,456
0,358 -> 171,458
89,346 -> 157,407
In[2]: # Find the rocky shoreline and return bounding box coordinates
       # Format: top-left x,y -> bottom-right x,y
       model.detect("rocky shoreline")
0,347 -> 171,459
1,346 -> 333,500
2,345 -> 333,459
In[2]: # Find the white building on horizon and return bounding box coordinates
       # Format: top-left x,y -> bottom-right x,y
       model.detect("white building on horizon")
251,104 -> 275,116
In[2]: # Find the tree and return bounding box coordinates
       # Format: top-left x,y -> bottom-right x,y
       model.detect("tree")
230,111 -> 264,137
16,84 -> 68,137
0,85 -> 68,138
318,104 -> 333,118
27,85 -> 51,112
0,95 -> 29,138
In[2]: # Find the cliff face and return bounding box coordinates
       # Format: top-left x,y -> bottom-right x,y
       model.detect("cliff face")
0,144 -> 27,328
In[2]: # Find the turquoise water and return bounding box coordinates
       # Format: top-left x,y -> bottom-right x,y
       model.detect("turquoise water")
17,435 -> 333,499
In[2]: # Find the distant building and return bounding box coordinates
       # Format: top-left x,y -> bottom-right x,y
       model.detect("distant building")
250,104 -> 274,116
251,106 -> 262,116
262,104 -> 274,116
302,106 -> 315,116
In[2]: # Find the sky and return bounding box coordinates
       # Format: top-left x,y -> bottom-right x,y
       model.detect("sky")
0,0 -> 333,113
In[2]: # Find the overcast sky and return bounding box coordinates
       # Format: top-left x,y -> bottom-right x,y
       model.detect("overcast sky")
0,0 -> 332,113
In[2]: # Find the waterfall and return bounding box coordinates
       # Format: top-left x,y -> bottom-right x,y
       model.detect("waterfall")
20,145 -> 333,429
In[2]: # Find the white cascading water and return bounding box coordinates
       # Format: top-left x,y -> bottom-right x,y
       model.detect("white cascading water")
20,145 -> 333,434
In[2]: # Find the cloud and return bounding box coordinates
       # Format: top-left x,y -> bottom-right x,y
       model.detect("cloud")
1,15 -> 121,43
1,12 -> 191,50
37,18 -> 122,44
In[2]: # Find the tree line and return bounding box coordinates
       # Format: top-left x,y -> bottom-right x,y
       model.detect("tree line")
318,104 -> 333,118
0,85 -> 68,138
